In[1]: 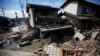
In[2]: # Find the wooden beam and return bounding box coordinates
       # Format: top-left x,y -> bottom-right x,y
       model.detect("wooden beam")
59,48 -> 63,56
63,48 -> 90,52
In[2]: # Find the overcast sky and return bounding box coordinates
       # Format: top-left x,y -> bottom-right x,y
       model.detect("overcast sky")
0,0 -> 100,18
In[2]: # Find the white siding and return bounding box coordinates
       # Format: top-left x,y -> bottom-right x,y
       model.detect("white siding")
29,8 -> 35,27
63,2 -> 78,15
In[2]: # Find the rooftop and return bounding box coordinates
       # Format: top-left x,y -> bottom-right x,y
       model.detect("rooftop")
27,4 -> 60,12
60,0 -> 100,9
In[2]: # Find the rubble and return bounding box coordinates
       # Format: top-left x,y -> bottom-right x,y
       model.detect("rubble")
17,29 -> 36,47
63,39 -> 96,56
91,29 -> 99,41
74,28 -> 85,41
0,3 -> 100,56
31,27 -> 100,56
0,49 -> 33,56
33,40 -> 96,56
33,43 -> 63,56
0,25 -> 99,56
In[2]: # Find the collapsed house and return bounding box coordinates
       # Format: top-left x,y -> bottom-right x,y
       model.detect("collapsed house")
26,4 -> 73,39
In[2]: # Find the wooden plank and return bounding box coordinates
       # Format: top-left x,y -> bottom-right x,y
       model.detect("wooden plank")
59,48 -> 63,56
63,48 -> 90,52
91,31 -> 99,41
40,25 -> 72,32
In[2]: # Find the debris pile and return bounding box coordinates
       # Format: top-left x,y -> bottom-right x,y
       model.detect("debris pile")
62,39 -> 96,56
33,43 -> 63,56
32,27 -> 100,56
0,25 -> 100,56
33,38 -> 97,56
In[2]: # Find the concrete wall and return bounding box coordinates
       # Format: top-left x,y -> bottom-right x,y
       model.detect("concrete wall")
29,8 -> 35,27
63,2 -> 79,15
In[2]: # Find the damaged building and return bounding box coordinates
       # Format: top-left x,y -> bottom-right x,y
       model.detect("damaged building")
25,2 -> 100,56
59,0 -> 100,29
26,4 -> 73,41
24,1 -> 100,56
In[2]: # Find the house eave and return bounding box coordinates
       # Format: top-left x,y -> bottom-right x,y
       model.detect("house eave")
26,4 -> 60,13
60,0 -> 100,9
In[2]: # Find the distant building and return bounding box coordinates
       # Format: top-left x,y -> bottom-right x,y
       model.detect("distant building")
60,0 -> 100,17
26,4 -> 59,27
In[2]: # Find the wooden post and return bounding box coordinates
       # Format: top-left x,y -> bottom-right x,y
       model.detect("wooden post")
59,48 -> 63,56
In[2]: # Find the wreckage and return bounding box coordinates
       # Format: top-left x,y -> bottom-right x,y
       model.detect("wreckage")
26,3 -> 100,56
26,4 -> 73,39
33,40 -> 96,56
0,2 -> 100,56
32,25 -> 100,56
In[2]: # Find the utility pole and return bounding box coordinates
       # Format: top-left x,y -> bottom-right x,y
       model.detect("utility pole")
15,12 -> 21,32
2,8 -> 5,17
19,0 -> 28,19
19,0 -> 27,25
15,12 -> 18,19
19,0 -> 25,18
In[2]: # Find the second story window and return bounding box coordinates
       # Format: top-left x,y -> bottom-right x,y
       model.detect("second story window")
81,7 -> 95,15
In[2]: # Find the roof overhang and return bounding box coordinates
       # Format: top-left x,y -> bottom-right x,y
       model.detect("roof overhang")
26,4 -> 60,13
60,0 -> 100,9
